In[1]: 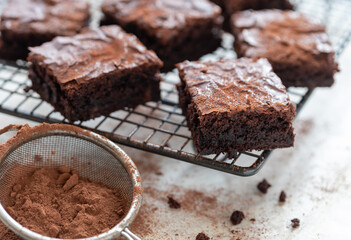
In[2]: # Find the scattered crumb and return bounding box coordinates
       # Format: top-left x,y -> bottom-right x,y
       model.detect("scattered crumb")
257,179 -> 271,194
250,218 -> 256,222
155,171 -> 163,176
167,196 -> 181,209
196,232 -> 210,240
230,211 -> 245,225
23,86 -> 32,92
279,191 -> 287,203
291,218 -> 300,228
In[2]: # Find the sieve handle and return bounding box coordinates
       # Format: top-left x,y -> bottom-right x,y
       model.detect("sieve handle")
121,228 -> 142,240
0,124 -> 25,137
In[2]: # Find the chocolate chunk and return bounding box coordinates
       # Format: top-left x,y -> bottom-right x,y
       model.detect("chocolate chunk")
291,218 -> 300,228
167,196 -> 181,209
257,179 -> 271,194
230,210 -> 245,225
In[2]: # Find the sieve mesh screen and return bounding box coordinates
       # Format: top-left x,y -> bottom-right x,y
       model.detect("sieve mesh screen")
0,133 -> 134,214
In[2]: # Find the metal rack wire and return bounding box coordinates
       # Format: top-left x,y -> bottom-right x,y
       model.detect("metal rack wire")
0,0 -> 350,176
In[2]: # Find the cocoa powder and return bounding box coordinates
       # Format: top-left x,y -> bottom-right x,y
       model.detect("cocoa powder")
0,221 -> 21,240
4,166 -> 126,239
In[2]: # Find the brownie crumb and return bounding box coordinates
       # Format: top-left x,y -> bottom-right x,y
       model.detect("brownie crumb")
23,86 -> 32,92
291,218 -> 300,228
196,232 -> 210,240
230,210 -> 245,225
155,171 -> 163,176
250,218 -> 256,222
167,196 -> 181,209
279,191 -> 287,202
257,179 -> 271,193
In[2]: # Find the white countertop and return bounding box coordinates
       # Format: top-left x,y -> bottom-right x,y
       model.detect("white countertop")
0,46 -> 350,240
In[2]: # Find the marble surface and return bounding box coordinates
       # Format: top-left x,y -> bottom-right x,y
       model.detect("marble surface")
0,46 -> 350,240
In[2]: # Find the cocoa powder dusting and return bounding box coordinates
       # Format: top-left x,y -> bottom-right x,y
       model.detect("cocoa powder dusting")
0,221 -> 21,240
4,166 -> 126,239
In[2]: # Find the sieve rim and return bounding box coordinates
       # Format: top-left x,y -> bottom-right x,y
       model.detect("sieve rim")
0,123 -> 143,240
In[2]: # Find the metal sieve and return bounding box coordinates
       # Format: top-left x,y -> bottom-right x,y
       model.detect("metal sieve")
0,123 -> 142,240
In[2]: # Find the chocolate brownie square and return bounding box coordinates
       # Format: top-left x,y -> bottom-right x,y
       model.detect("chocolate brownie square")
28,25 -> 163,122
231,10 -> 339,88
177,58 -> 296,156
0,0 -> 90,60
214,0 -> 293,13
101,0 -> 223,71
210,0 -> 293,30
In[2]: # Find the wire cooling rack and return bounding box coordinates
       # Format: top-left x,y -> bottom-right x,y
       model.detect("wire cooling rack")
0,0 -> 350,176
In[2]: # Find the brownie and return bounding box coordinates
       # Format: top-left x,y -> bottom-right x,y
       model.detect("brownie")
0,0 -> 90,61
213,0 -> 293,13
177,58 -> 296,156
101,0 -> 223,71
28,25 -> 163,122
231,10 -> 339,88
211,0 -> 293,30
